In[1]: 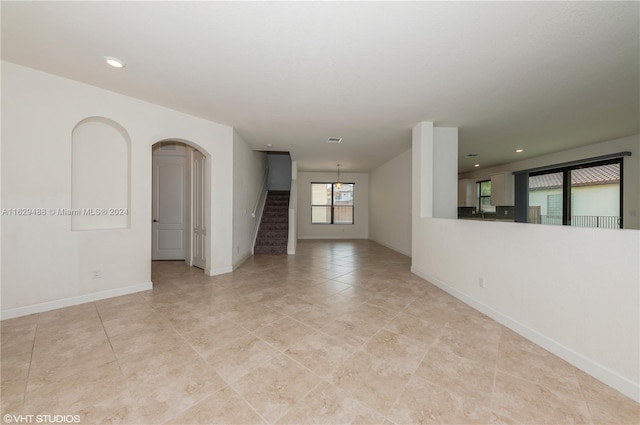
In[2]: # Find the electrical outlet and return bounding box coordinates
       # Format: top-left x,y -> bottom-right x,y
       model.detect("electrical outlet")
92,270 -> 101,279
479,277 -> 486,288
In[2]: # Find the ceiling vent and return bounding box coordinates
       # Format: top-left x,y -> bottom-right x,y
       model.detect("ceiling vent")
326,137 -> 342,144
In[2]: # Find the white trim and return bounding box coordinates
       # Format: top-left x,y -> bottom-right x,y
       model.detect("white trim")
232,251 -> 252,270
205,266 -> 233,276
368,237 -> 411,257
411,266 -> 640,402
0,282 -> 153,321
297,236 -> 369,240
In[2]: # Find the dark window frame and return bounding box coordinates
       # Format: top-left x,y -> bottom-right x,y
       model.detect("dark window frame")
477,180 -> 495,213
311,182 -> 355,225
525,157 -> 623,228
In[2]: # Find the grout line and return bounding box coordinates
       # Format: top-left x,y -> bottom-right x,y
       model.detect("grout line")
21,317 -> 40,413
488,326 -> 502,419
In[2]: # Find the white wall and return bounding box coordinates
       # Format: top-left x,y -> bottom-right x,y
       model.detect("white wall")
369,149 -> 412,256
1,61 -> 234,318
413,133 -> 640,401
460,134 -> 640,229
266,154 -> 292,191
297,171 -> 368,239
232,131 -> 267,268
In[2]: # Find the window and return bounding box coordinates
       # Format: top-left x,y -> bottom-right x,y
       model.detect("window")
311,183 -> 354,224
477,180 -> 496,213
525,159 -> 622,228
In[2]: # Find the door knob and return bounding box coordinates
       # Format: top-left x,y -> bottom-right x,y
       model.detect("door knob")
153,219 -> 159,223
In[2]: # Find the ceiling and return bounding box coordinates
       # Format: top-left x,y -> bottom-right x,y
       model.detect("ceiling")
2,1 -> 638,173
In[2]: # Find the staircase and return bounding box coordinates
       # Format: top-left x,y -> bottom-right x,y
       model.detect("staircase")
254,191 -> 290,255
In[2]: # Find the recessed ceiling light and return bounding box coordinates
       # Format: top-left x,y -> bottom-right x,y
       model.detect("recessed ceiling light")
466,153 -> 479,157
104,56 -> 124,68
515,149 -> 524,153
474,164 -> 480,167
326,137 -> 342,144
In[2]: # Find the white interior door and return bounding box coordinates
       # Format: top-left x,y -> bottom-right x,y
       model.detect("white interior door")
192,150 -> 206,269
152,154 -> 186,260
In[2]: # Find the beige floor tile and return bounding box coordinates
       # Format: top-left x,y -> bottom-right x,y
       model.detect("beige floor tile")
94,293 -> 150,322
118,343 -> 202,380
284,331 -> 357,378
387,375 -> 491,425
231,304 -> 285,331
74,390 -> 142,425
254,317 -> 316,352
276,381 -> 385,425
205,334 -> 280,384
341,302 -> 398,328
182,319 -> 248,357
232,354 -> 321,422
166,387 -> 266,425
28,337 -> 116,390
383,310 -> 444,345
492,371 -> 592,424
258,294 -> 315,315
125,357 -> 227,424
498,329 -> 582,394
109,326 -> 185,360
363,329 -> 429,373
1,315 -> 38,351
367,291 -> 415,312
319,315 -> 380,347
331,350 -> 412,416
575,369 -> 640,425
431,324 -> 501,367
415,344 -> 495,404
289,304 -> 335,330
101,307 -> 173,338
3,240 -> 634,425
23,362 -> 127,417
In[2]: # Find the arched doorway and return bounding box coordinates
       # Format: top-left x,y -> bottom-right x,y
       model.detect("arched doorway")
151,140 -> 209,271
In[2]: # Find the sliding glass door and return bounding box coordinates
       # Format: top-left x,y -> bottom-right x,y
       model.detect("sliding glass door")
526,160 -> 621,229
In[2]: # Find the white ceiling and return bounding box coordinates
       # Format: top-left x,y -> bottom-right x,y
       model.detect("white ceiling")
2,1 -> 638,173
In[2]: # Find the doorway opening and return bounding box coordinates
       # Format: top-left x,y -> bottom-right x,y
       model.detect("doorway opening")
151,140 -> 208,272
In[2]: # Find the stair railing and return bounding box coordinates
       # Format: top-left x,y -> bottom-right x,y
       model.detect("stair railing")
251,167 -> 269,254
251,166 -> 269,218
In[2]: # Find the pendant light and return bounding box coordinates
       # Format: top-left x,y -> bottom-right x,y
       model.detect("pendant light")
335,164 -> 342,189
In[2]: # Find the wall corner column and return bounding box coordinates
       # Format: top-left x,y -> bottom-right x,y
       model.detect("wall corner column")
411,121 -> 459,222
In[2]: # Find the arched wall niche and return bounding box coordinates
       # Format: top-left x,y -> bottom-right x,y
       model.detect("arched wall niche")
71,117 -> 131,230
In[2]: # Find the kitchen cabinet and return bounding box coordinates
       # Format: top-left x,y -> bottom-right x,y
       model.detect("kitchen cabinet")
458,179 -> 476,207
490,172 -> 514,206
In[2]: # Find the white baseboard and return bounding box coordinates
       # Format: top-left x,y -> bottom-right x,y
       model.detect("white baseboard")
232,251 -> 252,270
368,237 -> 411,257
0,282 -> 153,321
297,236 -> 369,240
206,266 -> 233,276
411,266 -> 640,403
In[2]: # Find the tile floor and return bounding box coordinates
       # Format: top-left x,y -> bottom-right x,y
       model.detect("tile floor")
1,240 -> 638,424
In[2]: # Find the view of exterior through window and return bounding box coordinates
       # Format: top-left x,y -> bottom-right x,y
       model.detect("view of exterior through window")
477,180 -> 496,213
311,183 -> 354,224
527,161 -> 621,228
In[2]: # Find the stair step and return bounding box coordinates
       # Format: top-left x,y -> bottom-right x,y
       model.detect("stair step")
258,230 -> 287,239
255,239 -> 288,247
255,191 -> 291,256
259,223 -> 288,231
254,245 -> 287,255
